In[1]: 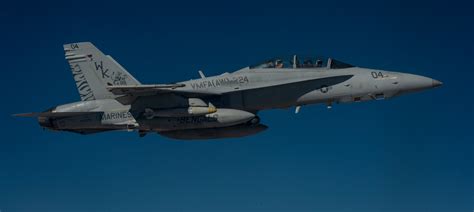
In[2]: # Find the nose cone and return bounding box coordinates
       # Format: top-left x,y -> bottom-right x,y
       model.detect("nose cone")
432,79 -> 443,87
400,73 -> 442,93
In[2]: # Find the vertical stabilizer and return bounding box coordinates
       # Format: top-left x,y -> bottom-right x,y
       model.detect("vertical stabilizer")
64,42 -> 141,101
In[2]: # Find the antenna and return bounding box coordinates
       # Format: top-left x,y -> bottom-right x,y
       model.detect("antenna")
198,70 -> 206,78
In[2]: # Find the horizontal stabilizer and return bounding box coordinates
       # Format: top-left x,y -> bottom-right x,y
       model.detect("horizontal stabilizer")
13,112 -> 41,117
13,111 -> 103,118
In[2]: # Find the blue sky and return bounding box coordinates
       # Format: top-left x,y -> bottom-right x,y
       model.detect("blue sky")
1,0 -> 473,211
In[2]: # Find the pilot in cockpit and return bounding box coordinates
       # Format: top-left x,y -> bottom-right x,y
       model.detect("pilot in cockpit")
275,59 -> 284,68
265,61 -> 275,68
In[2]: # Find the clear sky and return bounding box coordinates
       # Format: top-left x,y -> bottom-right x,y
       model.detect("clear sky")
1,0 -> 473,211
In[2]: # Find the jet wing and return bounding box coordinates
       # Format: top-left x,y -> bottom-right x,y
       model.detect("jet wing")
107,84 -> 222,104
107,84 -> 185,95
106,84 -> 221,96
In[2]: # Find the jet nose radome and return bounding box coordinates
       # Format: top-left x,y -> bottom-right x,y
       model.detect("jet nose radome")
432,79 -> 443,88
400,73 -> 441,93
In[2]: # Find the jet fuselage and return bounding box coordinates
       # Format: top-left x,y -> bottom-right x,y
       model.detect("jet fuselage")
16,42 -> 441,139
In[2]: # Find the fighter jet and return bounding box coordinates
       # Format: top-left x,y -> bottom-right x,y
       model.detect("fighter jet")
15,42 -> 442,140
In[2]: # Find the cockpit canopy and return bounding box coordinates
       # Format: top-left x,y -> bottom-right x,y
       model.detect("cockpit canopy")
249,55 -> 354,69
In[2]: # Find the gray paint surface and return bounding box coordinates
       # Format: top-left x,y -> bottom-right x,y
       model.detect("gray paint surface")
15,42 -> 442,139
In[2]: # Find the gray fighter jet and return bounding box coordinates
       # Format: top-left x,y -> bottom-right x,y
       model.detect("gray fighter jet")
15,42 -> 442,140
